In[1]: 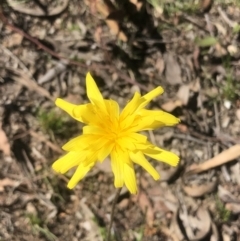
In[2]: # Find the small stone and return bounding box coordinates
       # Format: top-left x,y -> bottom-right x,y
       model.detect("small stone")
224,100 -> 231,109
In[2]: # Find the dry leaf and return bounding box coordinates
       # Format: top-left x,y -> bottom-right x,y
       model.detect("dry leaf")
179,207 -> 211,240
148,185 -> 179,213
94,26 -> 103,43
218,185 -> 240,203
136,191 -> 154,226
164,53 -> 182,85
96,0 -> 127,42
160,225 -> 180,241
214,43 -> 227,57
0,178 -> 18,192
177,124 -> 188,133
225,203 -> 240,214
95,158 -> 112,173
106,19 -> 127,42
187,144 -> 240,174
235,109 -> 240,121
2,33 -> 23,47
0,123 -> 11,156
230,162 -> 240,184
177,85 -> 190,106
199,0 -> 213,12
129,0 -> 143,11
79,200 -> 103,241
214,22 -> 227,36
183,180 -> 217,197
210,222 -> 220,241
5,67 -> 54,101
156,57 -> 165,75
7,0 -> 69,16
170,210 -> 185,241
157,165 -> 180,182
161,100 -> 182,112
227,45 -> 238,56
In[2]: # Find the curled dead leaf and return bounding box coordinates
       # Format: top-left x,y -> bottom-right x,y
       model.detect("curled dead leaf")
170,209 -> 185,241
176,207 -> 212,240
183,179 -> 217,197
7,0 -> 69,16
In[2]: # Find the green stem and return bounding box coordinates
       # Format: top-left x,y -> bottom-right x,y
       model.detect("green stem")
106,187 -> 122,241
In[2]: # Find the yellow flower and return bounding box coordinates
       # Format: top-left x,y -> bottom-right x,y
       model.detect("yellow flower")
52,72 -> 180,194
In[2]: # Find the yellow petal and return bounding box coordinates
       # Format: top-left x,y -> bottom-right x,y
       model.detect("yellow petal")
86,72 -> 107,114
83,125 -> 104,135
141,109 -> 180,126
80,136 -> 112,162
144,146 -> 179,166
124,162 -> 137,194
67,161 -> 95,189
55,98 -> 99,124
98,141 -> 114,162
55,98 -> 79,119
110,146 -> 124,188
52,151 -> 85,174
86,73 -> 103,102
105,100 -> 119,120
117,133 -> 147,151
120,92 -> 142,121
117,137 -> 136,151
62,135 -> 96,151
138,86 -> 164,110
129,109 -> 180,132
120,87 -> 164,127
129,151 -> 160,180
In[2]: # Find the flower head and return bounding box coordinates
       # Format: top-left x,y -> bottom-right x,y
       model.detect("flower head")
52,73 -> 180,194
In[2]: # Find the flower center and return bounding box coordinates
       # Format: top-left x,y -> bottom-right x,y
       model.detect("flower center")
104,118 -> 125,142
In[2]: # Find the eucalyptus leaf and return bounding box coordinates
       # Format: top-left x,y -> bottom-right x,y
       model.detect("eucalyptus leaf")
195,36 -> 218,47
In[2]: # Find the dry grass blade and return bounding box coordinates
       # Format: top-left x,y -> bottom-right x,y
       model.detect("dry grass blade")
187,144 -> 240,174
29,131 -> 63,154
4,67 -> 54,102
